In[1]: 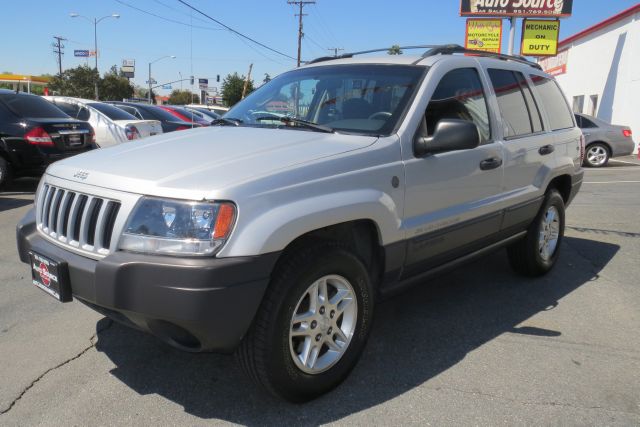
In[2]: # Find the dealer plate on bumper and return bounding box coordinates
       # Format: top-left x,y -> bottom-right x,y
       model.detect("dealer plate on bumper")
29,251 -> 72,302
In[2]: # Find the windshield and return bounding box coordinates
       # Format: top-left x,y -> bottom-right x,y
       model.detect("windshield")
226,64 -> 426,135
88,102 -> 138,121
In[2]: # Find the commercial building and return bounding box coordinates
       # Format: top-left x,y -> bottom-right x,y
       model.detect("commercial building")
539,4 -> 639,153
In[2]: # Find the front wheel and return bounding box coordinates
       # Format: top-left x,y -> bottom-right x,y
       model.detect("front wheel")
507,189 -> 565,277
237,242 -> 374,402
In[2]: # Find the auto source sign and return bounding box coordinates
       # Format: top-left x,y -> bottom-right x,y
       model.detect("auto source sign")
460,0 -> 573,17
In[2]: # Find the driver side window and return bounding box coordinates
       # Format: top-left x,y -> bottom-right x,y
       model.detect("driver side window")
424,68 -> 491,143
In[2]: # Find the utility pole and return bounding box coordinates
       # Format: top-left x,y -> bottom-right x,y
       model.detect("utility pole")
52,36 -> 66,75
288,1 -> 315,67
242,63 -> 253,100
328,47 -> 344,57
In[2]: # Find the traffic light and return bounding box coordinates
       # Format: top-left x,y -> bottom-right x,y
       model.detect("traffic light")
190,76 -> 194,85
216,74 -> 220,82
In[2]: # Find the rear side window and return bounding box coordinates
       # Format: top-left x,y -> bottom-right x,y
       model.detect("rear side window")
87,102 -> 137,121
0,94 -> 69,119
575,114 -> 597,128
425,68 -> 491,143
488,69 -> 542,138
530,75 -> 574,130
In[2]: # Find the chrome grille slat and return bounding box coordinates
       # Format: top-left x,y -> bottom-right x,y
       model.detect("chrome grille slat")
35,184 -> 122,257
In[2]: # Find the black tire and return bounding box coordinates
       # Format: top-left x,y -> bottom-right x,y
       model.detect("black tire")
0,156 -> 12,190
507,189 -> 565,277
237,242 -> 374,402
583,142 -> 610,168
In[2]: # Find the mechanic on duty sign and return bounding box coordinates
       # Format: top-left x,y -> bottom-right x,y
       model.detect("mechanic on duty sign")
465,18 -> 503,53
520,19 -> 560,56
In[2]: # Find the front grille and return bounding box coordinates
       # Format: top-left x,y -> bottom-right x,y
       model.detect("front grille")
37,184 -> 122,255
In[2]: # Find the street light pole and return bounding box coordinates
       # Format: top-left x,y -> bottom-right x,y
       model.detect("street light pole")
70,13 -> 120,100
148,55 -> 176,104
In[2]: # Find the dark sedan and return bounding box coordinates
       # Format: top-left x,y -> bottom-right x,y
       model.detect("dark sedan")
575,113 -> 635,167
106,102 -> 201,133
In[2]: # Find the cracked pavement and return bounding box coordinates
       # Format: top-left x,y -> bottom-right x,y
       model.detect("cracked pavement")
1,160 -> 639,426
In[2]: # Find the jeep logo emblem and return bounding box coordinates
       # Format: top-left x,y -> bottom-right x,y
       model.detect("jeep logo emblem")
73,171 -> 89,180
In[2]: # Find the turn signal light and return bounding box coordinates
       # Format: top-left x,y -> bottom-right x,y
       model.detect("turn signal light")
213,203 -> 236,239
24,127 -> 54,146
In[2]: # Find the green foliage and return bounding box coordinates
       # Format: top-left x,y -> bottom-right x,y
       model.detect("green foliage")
99,67 -> 134,101
49,65 -> 99,99
47,65 -> 133,100
221,72 -> 254,107
387,45 -> 403,55
168,89 -> 199,105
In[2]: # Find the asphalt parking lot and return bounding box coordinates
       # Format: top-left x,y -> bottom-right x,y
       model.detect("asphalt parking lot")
1,157 -> 639,426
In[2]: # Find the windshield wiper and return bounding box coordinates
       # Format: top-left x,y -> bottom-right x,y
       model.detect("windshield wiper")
211,117 -> 242,126
255,115 -> 334,133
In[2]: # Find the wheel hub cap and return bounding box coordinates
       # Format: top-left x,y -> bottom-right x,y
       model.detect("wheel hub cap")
289,274 -> 357,374
587,146 -> 607,166
538,206 -> 560,261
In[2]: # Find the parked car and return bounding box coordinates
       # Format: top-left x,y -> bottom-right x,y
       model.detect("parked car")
17,45 -> 584,402
183,106 -> 220,125
105,102 -> 201,133
159,105 -> 211,126
0,90 -> 95,188
44,97 -> 163,147
575,113 -> 635,167
186,104 -> 229,116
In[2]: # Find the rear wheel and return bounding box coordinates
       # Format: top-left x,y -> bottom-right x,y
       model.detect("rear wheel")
237,242 -> 374,402
507,189 -> 565,277
0,157 -> 12,189
584,143 -> 609,167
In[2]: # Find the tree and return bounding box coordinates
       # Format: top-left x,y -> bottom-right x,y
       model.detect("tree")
99,67 -> 134,101
168,89 -> 199,105
221,72 -> 254,107
49,65 -> 98,98
387,45 -> 403,55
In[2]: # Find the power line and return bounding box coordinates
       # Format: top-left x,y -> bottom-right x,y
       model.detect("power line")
288,1 -> 315,67
176,0 -> 297,61
52,36 -> 67,75
114,0 -> 225,31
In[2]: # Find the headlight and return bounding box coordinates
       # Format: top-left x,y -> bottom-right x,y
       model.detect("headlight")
119,197 -> 236,256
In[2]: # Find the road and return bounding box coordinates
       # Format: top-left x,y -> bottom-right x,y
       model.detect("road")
1,159 -> 639,426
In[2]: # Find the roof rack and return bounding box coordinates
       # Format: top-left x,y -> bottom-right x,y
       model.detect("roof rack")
307,44 -> 542,70
423,44 -> 542,69
307,45 -> 442,64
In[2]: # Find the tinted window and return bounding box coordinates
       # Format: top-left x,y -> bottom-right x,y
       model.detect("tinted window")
530,75 -> 574,130
425,68 -> 490,143
489,69 -> 544,138
87,102 -> 137,120
576,115 -> 597,128
53,101 -> 80,118
0,94 -> 69,119
142,105 -> 187,122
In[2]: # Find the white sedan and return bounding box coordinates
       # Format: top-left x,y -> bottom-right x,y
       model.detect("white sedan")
44,96 -> 163,147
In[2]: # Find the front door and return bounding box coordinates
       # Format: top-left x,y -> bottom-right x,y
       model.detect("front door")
402,65 -> 503,278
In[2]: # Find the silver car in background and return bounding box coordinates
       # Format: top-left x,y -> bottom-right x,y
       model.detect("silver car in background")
575,113 -> 635,167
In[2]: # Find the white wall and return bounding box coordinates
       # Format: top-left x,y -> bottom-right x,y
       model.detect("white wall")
554,11 -> 639,153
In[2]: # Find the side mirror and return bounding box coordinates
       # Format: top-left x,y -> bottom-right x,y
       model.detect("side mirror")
414,119 -> 480,157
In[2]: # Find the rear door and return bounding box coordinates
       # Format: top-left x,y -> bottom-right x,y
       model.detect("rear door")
484,68 -> 553,232
402,64 -> 504,278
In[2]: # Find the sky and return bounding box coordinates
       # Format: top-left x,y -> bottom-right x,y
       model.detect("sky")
0,0 -> 637,97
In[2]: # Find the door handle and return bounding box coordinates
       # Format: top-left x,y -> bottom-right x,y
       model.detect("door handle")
479,157 -> 502,170
539,144 -> 555,155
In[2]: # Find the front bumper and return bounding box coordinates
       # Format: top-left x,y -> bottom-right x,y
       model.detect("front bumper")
17,208 -> 279,352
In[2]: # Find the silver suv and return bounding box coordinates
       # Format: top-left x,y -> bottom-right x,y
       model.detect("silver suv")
17,45 -> 584,402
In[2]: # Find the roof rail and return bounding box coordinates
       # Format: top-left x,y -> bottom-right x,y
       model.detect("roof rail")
307,45 -> 442,64
422,44 -> 542,70
306,44 -> 543,70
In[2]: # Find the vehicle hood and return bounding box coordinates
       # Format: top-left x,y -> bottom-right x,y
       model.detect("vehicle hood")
46,126 -> 377,199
